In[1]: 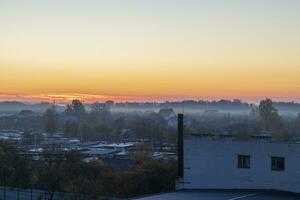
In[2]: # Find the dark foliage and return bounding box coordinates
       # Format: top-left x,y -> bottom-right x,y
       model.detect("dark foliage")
0,142 -> 176,199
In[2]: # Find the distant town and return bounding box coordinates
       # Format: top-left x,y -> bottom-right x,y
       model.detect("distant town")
1,98 -> 300,166
1,98 -> 300,199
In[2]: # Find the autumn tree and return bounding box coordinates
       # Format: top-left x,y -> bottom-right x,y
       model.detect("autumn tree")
258,99 -> 281,131
114,157 -> 176,198
296,113 -> 300,130
43,107 -> 58,135
258,99 -> 294,141
65,100 -> 86,118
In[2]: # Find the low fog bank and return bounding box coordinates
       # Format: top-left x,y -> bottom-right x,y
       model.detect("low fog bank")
0,101 -> 66,115
1,100 -> 300,116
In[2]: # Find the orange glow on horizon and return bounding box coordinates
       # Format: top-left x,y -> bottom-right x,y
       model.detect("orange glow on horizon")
0,93 -> 148,103
1,93 -> 300,104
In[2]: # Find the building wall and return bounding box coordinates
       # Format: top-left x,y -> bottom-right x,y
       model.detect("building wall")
183,136 -> 300,193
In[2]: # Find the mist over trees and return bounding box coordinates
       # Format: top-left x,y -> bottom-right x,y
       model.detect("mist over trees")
1,99 -> 300,115
1,98 -> 300,143
44,99 -> 176,142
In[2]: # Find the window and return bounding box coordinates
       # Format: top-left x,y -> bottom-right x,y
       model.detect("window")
271,157 -> 285,171
238,155 -> 250,169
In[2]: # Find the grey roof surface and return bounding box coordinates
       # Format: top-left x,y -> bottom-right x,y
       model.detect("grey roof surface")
135,190 -> 300,200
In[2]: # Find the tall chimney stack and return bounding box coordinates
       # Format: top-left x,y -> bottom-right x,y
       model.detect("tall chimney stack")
178,113 -> 184,178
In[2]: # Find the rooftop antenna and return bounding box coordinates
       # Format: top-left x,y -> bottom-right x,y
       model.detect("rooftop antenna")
182,99 -> 185,114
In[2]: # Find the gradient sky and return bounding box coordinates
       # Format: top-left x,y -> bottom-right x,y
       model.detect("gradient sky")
1,0 -> 300,102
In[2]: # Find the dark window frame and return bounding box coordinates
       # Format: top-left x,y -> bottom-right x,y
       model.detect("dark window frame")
271,157 -> 285,171
237,155 -> 251,169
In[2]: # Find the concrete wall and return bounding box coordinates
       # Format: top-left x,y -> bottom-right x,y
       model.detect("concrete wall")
183,136 -> 300,193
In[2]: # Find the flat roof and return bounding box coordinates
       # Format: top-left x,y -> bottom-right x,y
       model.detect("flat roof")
80,148 -> 117,155
90,142 -> 135,148
135,190 -> 300,200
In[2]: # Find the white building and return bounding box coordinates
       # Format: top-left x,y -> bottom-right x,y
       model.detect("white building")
179,134 -> 300,194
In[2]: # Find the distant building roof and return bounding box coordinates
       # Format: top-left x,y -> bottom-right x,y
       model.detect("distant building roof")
80,148 -> 117,156
90,142 -> 135,149
135,190 -> 300,200
105,142 -> 135,148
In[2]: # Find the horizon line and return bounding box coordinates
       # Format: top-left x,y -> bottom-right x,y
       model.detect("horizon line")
1,93 -> 300,104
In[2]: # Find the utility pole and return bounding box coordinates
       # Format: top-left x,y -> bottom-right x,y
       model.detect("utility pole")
178,113 -> 184,178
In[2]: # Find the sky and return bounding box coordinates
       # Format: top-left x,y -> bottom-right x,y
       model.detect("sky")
0,0 -> 300,103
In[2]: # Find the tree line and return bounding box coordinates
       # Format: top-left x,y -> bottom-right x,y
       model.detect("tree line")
43,100 -> 177,143
0,141 -> 176,200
